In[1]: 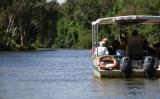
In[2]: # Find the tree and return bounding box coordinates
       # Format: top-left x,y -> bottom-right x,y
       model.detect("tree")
0,0 -> 60,50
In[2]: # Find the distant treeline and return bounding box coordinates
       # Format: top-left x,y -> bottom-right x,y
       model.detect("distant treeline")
0,0 -> 160,50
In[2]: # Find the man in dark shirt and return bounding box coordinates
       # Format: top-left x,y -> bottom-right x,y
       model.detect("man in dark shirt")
127,30 -> 143,58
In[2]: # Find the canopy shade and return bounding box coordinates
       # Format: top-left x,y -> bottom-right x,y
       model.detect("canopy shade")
92,15 -> 160,25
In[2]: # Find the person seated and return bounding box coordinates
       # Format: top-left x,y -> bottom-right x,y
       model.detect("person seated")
153,41 -> 160,59
108,38 -> 120,55
102,38 -> 108,46
94,41 -> 109,56
116,42 -> 126,57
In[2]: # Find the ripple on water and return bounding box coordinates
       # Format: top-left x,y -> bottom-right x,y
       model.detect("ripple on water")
0,50 -> 160,99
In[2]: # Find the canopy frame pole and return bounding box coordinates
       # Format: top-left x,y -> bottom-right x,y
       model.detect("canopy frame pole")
96,24 -> 99,57
92,23 -> 99,57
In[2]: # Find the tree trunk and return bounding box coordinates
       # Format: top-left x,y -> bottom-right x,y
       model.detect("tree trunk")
20,26 -> 24,47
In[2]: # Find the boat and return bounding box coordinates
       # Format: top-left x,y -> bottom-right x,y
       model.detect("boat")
91,15 -> 160,78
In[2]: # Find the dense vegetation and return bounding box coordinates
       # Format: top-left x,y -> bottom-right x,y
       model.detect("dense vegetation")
0,0 -> 160,50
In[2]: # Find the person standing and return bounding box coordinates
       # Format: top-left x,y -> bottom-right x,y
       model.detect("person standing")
127,30 -> 143,57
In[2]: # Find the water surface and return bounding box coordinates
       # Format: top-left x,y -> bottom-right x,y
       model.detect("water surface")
0,49 -> 160,99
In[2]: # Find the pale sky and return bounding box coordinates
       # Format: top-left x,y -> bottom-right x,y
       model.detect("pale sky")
47,0 -> 66,4
57,0 -> 66,4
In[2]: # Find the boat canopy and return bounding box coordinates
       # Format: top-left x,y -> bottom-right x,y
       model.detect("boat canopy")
91,15 -> 160,57
92,15 -> 160,25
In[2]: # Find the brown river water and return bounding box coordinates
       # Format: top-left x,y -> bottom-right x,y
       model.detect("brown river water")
0,49 -> 160,99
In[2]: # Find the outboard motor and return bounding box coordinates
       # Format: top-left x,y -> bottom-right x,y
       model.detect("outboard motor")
143,56 -> 157,78
120,57 -> 132,78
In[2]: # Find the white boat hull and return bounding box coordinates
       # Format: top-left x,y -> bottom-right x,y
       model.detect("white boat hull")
93,58 -> 160,78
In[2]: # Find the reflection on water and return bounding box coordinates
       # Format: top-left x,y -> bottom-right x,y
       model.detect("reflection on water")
0,49 -> 160,99
92,78 -> 160,99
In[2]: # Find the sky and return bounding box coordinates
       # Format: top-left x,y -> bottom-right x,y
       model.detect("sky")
57,0 -> 66,4
46,0 -> 66,4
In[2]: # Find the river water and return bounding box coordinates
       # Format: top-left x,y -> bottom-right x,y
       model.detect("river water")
0,49 -> 160,99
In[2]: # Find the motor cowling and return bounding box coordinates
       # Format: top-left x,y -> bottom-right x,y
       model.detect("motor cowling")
120,57 -> 132,78
143,56 -> 158,78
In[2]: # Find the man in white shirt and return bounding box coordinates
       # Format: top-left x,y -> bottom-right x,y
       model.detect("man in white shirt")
94,41 -> 109,56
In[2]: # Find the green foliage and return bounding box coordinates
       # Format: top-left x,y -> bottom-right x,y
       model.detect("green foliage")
0,0 -> 59,50
0,0 -> 160,50
55,17 -> 91,48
